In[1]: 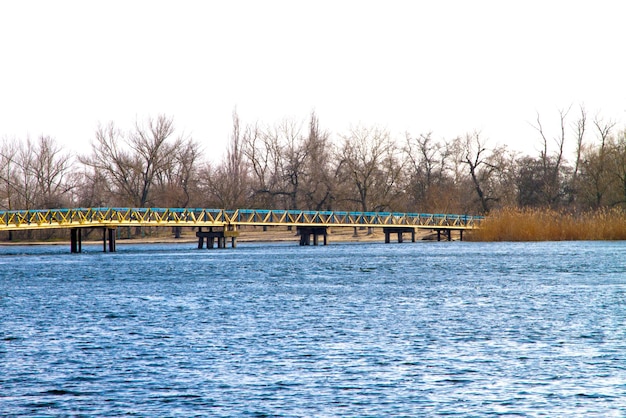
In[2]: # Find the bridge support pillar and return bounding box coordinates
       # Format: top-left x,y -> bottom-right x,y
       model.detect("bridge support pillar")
383,227 -> 416,244
435,229 -> 452,241
103,228 -> 116,252
196,227 -> 238,249
70,228 -> 82,253
297,227 -> 328,246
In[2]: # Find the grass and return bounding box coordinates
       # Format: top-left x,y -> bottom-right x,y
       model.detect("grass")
467,207 -> 626,241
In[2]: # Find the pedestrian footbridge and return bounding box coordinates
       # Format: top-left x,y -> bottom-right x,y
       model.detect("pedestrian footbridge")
0,207 -> 483,252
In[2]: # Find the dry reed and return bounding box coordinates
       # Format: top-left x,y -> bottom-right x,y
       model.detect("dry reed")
467,207 -> 626,241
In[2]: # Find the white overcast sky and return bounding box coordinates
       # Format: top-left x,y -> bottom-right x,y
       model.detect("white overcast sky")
1,0 -> 624,160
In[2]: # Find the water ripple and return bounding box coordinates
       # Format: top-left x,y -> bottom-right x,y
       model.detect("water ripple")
2,241 -> 626,415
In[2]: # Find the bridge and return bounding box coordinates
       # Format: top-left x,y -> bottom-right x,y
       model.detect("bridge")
0,207 -> 483,252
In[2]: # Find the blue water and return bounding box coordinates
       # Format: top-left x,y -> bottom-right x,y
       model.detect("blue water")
2,240 -> 626,416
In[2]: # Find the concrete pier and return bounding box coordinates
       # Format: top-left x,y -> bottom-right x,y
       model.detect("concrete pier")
70,227 -> 116,253
70,228 -> 82,253
436,229 -> 452,241
297,226 -> 328,246
196,227 -> 238,249
383,227 -> 416,244
103,228 -> 116,252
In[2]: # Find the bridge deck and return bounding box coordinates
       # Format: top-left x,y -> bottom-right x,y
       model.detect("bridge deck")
0,208 -> 483,231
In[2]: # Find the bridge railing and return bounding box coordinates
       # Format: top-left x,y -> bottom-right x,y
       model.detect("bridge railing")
0,208 -> 230,230
227,209 -> 483,228
0,207 -> 484,231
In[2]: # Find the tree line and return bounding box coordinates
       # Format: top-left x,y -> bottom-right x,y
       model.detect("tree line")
2,107 -> 625,217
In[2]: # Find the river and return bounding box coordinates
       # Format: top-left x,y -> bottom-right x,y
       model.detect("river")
2,240 -> 626,416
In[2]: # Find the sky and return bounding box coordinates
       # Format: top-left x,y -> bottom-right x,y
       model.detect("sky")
1,0 -> 624,161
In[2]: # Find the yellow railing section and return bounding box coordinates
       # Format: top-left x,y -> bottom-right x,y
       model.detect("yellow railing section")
0,208 -> 483,231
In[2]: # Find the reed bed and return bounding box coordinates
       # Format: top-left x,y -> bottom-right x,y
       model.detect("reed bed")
467,207 -> 626,241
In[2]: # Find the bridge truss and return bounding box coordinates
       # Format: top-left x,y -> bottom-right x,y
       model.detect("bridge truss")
0,207 -> 483,231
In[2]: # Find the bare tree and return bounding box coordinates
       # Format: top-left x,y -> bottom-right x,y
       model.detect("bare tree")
607,130 -> 626,207
223,110 -> 251,207
300,112 -> 336,210
130,115 -> 182,207
242,120 -> 275,208
272,112 -> 337,210
74,163 -> 110,207
569,105 -> 587,202
403,132 -> 453,211
578,116 -> 617,208
14,139 -> 38,209
489,147 -> 519,208
156,138 -> 201,207
457,132 -> 504,213
80,115 -> 182,207
274,118 -> 308,209
337,125 -> 400,212
0,136 -> 74,209
0,138 -> 19,210
242,114 -> 324,210
28,136 -> 74,208
200,110 -> 252,208
530,107 -> 571,207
